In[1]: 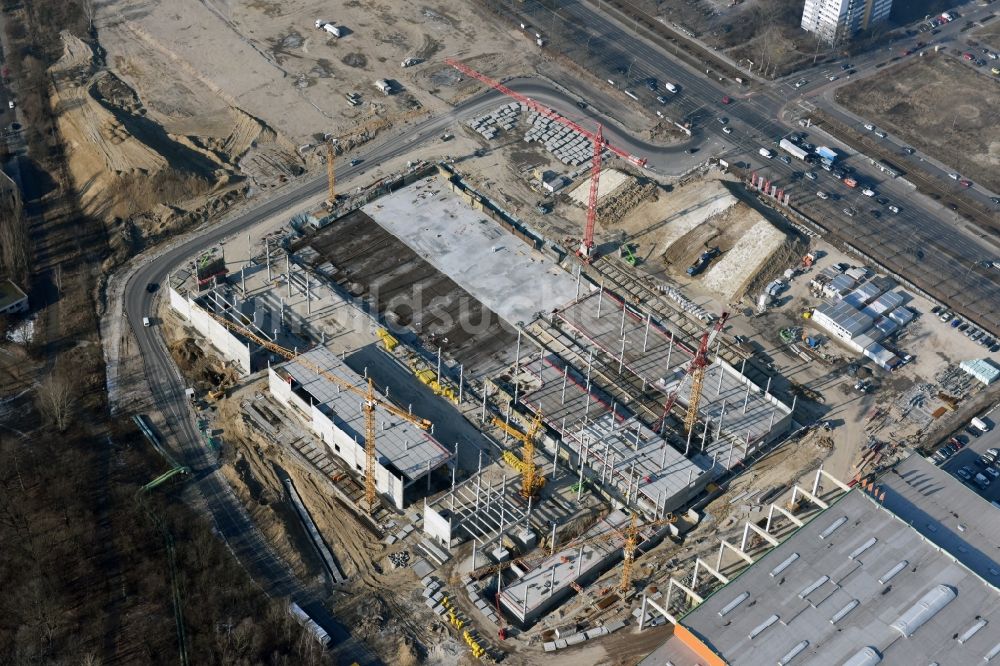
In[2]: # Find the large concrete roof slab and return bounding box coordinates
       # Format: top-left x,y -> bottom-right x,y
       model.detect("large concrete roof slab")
363,175 -> 577,326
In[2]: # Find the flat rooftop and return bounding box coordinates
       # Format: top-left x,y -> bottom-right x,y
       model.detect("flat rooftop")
555,290 -> 792,447
499,509 -> 631,622
879,454 -> 1000,586
678,490 -> 1000,666
275,346 -> 452,482
292,207 -> 517,377
363,174 -> 578,326
0,278 -> 27,310
519,353 -> 715,519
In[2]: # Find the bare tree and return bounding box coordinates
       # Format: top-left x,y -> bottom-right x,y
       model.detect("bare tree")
35,370 -> 76,432
82,0 -> 96,32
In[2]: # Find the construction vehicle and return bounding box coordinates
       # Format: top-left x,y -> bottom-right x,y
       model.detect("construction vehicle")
445,59 -> 646,262
686,247 -> 720,276
620,243 -> 639,267
492,411 -> 546,498
205,312 -> 432,514
657,313 -> 729,434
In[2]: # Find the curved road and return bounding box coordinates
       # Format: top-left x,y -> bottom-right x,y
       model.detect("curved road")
122,77 -> 676,664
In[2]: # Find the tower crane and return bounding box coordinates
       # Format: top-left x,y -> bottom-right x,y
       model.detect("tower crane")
492,410 -> 545,498
205,312 -> 432,514
657,313 -> 730,435
445,58 -> 647,261
324,107 -> 427,206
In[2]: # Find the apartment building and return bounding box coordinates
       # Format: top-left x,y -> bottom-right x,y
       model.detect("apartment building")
801,0 -> 893,43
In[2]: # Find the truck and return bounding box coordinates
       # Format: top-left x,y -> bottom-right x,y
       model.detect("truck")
779,138 -> 810,161
971,417 -> 991,432
687,247 -> 720,276
759,147 -> 773,159
288,602 -> 332,648
315,20 -> 342,37
816,146 -> 838,163
664,82 -> 678,93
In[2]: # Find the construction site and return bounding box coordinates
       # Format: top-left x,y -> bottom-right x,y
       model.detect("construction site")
153,49 -> 826,659
141,42 -> 1000,662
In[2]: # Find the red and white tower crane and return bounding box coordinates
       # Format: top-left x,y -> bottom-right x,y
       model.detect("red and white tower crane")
657,312 -> 729,434
445,58 -> 647,261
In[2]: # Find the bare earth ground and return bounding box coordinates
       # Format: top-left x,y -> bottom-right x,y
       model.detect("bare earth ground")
973,20 -> 1000,52
835,53 -> 1000,192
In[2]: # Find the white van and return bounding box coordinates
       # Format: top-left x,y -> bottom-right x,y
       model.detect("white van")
759,147 -> 773,159
971,417 -> 990,432
142,317 -> 151,327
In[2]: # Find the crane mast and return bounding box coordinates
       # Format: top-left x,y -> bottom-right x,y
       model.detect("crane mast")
444,58 -> 646,262
205,311 -> 432,515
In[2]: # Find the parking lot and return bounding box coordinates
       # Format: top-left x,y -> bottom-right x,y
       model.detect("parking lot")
939,410 -> 1000,505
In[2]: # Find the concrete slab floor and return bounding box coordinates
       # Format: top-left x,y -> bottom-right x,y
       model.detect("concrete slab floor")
363,174 -> 579,326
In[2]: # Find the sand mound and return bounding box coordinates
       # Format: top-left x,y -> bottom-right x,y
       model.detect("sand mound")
702,217 -> 789,300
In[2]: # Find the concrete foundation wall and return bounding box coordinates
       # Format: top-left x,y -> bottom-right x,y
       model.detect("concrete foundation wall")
169,287 -> 252,374
423,503 -> 452,548
268,367 -> 405,509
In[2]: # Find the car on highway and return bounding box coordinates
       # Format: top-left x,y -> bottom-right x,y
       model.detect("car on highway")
722,126 -> 732,134
964,52 -> 974,60
870,210 -> 881,218
841,63 -> 851,70
146,282 -> 159,293
873,129 -> 887,138
828,75 -> 838,81
876,196 -> 888,205
948,172 -> 960,180
843,207 -> 855,217
862,188 -> 876,197
778,155 -> 791,165
805,171 -> 817,180
350,158 -> 363,166
902,146 -> 915,155
794,79 -> 807,88
816,191 -> 829,200
718,116 -> 728,124
864,123 -> 875,130
646,78 -> 658,90
656,95 -> 668,104
959,179 -> 972,188
142,317 -> 151,327
720,96 -> 731,104
888,205 -> 900,213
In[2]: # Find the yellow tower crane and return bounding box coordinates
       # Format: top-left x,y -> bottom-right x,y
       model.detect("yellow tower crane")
206,312 -> 431,514
492,411 -> 545,499
324,107 -> 428,206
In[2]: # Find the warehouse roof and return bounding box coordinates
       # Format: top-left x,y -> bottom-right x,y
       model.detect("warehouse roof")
678,489 -> 1000,665
277,346 -> 452,481
960,358 -> 1000,385
878,454 -> 1000,584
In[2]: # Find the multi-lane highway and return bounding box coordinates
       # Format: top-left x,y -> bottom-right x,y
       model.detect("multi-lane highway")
516,0 -> 1000,333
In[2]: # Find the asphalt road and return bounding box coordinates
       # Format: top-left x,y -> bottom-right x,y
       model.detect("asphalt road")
123,77 -> 672,662
524,0 -> 1000,333
121,12 -> 1000,652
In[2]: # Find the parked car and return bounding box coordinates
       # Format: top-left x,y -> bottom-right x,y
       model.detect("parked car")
957,466 -> 972,480
986,467 -> 1000,480
966,426 -> 982,438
